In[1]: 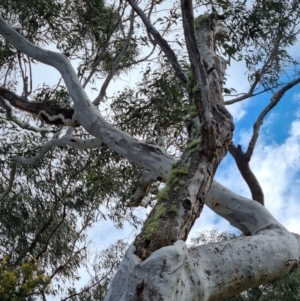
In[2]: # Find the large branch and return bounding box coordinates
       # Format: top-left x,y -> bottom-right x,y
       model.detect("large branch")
105,182 -> 300,301
0,16 -> 174,180
229,144 -> 265,205
131,9 -> 233,261
182,5 -> 213,136
15,135 -> 106,165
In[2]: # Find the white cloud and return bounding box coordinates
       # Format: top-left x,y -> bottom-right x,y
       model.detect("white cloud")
293,91 -> 300,102
228,103 -> 247,122
216,113 -> 300,234
223,60 -> 250,122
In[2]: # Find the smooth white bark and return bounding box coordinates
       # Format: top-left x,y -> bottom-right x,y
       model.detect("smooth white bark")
15,136 -> 105,165
105,185 -> 300,301
0,16 -> 173,179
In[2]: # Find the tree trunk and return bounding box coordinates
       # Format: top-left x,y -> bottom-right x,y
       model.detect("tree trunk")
133,6 -> 234,261
105,181 -> 300,301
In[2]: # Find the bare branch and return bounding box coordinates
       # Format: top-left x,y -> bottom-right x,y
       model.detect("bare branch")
17,51 -> 29,97
206,181 -> 284,235
0,87 -> 78,127
229,144 -> 264,205
181,4 -> 211,129
127,0 -> 187,85
228,77 -> 300,205
225,38 -> 279,105
0,96 -> 53,132
247,77 -> 300,159
15,135 -> 106,165
93,9 -> 135,105
0,162 -> 17,201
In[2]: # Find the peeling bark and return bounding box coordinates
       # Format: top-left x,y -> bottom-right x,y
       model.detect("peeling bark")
133,11 -> 234,260
105,183 -> 300,301
0,86 -> 78,126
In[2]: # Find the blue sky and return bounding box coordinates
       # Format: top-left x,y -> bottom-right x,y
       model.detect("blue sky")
234,87 -> 299,146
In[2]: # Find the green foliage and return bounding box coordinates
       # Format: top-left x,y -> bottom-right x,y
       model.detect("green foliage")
216,0 -> 299,89
0,257 -> 50,301
0,0 -> 138,96
144,204 -> 167,239
111,60 -> 191,153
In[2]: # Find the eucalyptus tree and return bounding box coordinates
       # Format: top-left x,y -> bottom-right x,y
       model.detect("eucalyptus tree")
0,0 -> 300,300
191,230 -> 300,301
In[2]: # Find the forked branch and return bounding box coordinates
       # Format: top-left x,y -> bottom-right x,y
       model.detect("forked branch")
127,0 -> 187,85
230,76 -> 300,205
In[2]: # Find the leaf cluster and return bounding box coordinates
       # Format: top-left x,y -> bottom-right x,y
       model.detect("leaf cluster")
111,59 -> 192,153
0,256 -> 50,301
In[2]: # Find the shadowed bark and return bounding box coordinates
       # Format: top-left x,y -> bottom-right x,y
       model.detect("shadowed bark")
0,86 -> 78,126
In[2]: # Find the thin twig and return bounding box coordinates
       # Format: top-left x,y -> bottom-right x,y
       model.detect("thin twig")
225,37 -> 280,105
93,9 -> 135,105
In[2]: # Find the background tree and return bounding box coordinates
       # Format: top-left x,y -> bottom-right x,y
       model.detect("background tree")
0,0 -> 300,300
